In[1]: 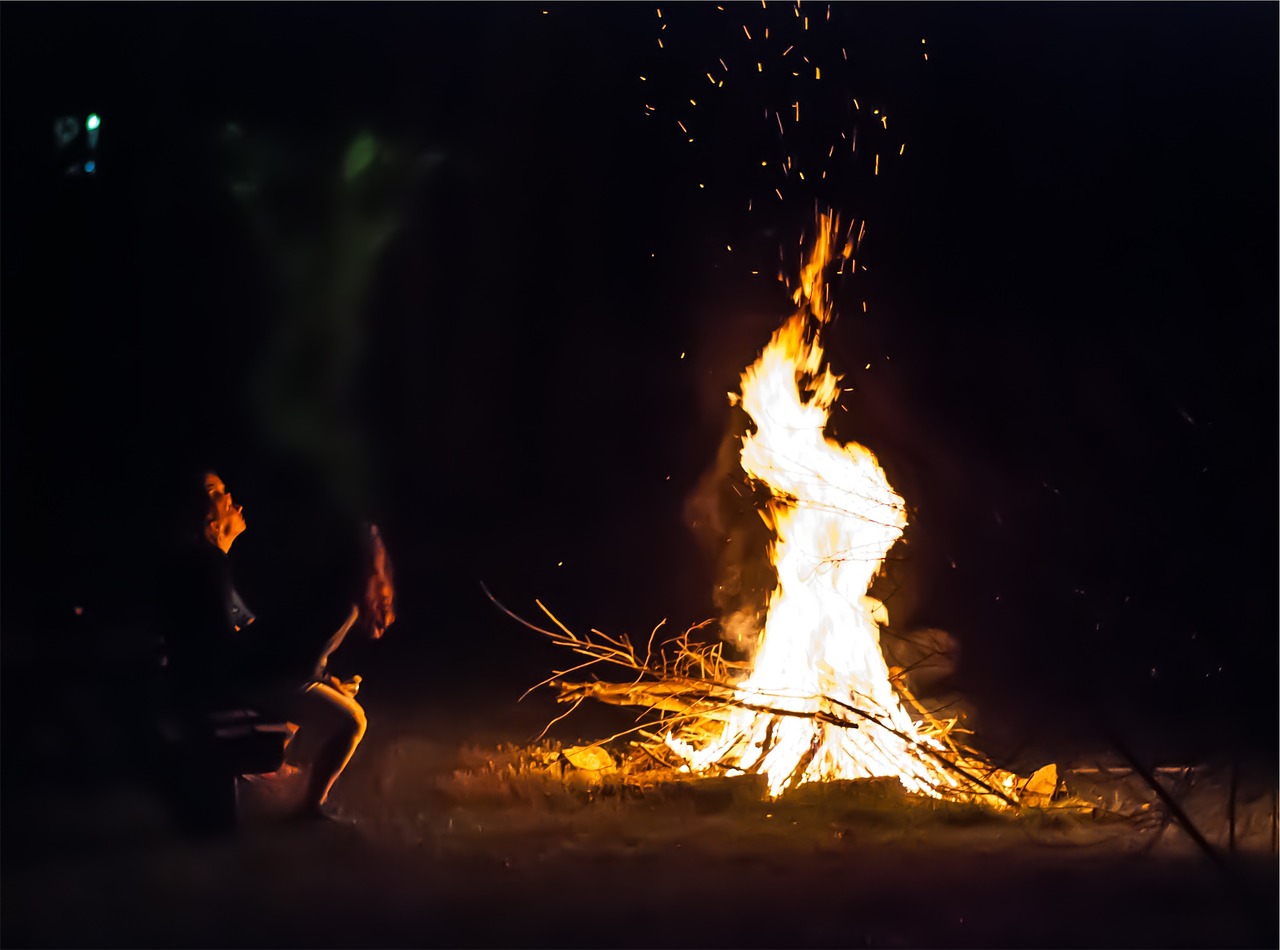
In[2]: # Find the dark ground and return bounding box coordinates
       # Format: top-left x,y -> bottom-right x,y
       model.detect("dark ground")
3,4 -> 1277,947
3,675 -> 1278,950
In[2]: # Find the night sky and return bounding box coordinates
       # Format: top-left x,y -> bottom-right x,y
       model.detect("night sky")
3,3 -> 1276,762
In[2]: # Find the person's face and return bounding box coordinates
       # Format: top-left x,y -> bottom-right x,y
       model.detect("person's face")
204,473 -> 247,547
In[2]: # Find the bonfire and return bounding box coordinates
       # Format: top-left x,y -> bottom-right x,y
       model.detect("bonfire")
497,210 -> 1056,809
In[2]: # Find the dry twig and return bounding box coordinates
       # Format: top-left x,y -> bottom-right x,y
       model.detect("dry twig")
485,584 -> 1038,808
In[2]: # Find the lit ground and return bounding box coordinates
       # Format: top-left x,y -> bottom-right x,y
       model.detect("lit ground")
4,684 -> 1276,950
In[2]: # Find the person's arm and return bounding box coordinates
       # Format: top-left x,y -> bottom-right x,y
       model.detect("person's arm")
311,603 -> 360,679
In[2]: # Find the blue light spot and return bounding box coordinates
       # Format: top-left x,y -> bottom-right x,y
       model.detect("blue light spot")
84,161 -> 96,173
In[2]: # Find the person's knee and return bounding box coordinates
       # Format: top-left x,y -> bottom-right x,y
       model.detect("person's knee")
347,702 -> 367,746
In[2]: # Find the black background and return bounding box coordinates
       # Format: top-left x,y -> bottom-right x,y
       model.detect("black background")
3,2 -> 1276,762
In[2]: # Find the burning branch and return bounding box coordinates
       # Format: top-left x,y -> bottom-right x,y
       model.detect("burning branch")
487,586 -> 1027,809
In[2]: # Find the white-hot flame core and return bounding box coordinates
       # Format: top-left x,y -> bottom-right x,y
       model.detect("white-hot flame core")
668,213 -> 957,799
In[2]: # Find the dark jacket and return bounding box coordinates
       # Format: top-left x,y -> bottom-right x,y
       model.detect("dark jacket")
158,539 -> 322,710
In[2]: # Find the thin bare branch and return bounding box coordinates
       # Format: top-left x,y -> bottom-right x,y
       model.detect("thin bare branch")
491,587 -> 1031,808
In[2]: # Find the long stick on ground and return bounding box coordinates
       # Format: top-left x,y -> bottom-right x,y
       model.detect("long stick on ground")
486,587 -> 1023,806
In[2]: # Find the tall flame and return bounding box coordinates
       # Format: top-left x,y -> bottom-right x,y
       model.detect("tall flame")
668,211 -> 960,798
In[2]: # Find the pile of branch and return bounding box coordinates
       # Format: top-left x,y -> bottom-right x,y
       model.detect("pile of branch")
487,588 -> 1050,810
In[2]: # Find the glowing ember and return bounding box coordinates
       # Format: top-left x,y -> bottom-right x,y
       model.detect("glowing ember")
665,211 -> 963,798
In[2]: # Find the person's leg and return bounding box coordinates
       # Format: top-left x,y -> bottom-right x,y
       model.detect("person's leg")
288,681 -> 367,814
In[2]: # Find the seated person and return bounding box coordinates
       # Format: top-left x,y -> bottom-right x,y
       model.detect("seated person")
160,469 -> 392,821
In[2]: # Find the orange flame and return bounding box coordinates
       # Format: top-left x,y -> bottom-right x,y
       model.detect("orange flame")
667,211 -> 961,798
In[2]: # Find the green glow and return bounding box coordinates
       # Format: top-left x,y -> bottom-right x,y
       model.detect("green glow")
86,114 -> 101,131
343,132 -> 377,182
